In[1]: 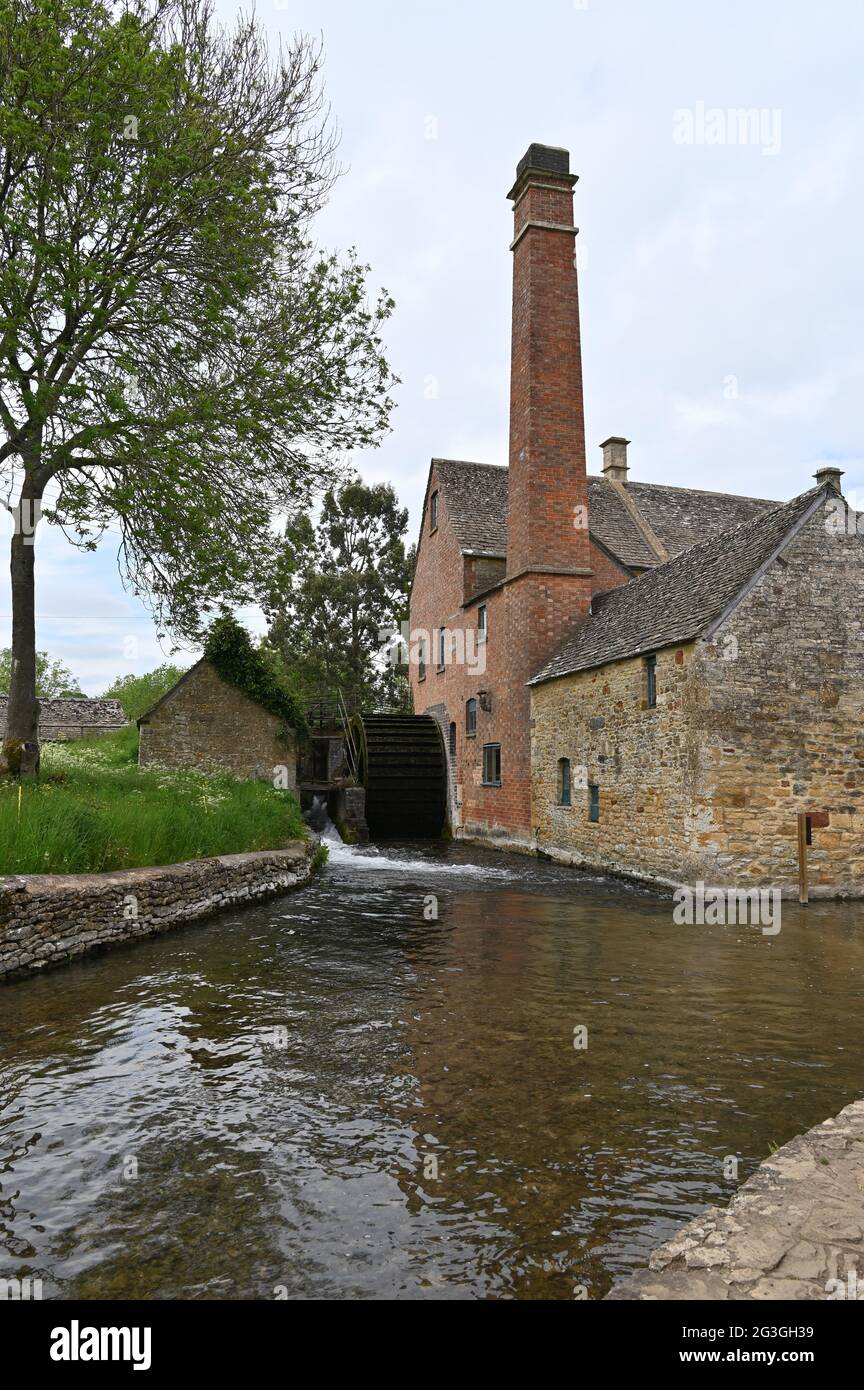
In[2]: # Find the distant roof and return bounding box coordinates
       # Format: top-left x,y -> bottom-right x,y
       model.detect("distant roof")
0,696 -> 124,725
529,486 -> 827,685
430,458 -> 778,572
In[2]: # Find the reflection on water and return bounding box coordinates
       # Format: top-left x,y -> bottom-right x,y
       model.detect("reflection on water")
0,836 -> 862,1300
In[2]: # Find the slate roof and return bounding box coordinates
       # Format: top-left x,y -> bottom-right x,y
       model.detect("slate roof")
529,486 -> 827,685
0,696 -> 126,737
626,480 -> 774,558
432,459 -> 508,556
586,478 -> 659,568
431,459 -> 777,571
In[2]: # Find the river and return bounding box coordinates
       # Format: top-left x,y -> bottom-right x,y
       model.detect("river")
1,831 -> 862,1300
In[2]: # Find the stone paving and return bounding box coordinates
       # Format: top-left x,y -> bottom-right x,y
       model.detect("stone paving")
607,1098 -> 864,1300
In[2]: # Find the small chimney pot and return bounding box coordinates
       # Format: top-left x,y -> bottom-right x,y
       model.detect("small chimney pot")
814,465 -> 844,492
600,436 -> 630,486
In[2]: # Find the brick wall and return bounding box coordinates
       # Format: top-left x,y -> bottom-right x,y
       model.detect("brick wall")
138,660 -> 297,787
409,146 -> 597,846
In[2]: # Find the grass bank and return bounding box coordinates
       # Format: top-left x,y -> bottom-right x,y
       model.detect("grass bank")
0,726 -> 307,875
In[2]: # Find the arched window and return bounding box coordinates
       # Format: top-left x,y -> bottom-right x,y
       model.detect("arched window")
449,722 -> 456,758
558,757 -> 571,806
466,698 -> 477,736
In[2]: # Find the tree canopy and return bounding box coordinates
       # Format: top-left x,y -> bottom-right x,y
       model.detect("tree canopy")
266,477 -> 414,712
0,0 -> 395,765
101,661 -> 187,720
0,646 -> 83,697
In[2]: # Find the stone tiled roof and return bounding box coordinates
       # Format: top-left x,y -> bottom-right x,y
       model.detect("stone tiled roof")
432,459 -> 508,556
529,486 -> 827,685
586,478 -> 659,568
0,696 -> 126,737
431,459 -> 776,572
626,481 -> 775,557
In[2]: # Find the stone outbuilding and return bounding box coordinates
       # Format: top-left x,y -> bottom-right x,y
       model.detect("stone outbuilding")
0,696 -> 125,742
137,659 -> 297,788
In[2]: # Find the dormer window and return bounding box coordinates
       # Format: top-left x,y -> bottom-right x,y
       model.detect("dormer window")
430,490 -> 439,532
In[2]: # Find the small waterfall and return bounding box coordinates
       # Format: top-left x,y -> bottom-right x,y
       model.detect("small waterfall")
304,795 -> 516,878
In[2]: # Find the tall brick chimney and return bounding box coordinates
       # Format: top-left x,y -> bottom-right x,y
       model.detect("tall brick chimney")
506,144 -> 590,580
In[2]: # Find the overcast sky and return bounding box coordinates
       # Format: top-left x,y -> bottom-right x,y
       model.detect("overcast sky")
9,0 -> 863,692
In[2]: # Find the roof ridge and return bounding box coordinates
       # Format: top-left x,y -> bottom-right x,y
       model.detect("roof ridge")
529,484 -> 828,685
625,478 -> 779,504
433,457 -> 507,471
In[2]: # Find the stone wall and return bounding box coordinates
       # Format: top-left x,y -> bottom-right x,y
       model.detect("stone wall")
138,660 -> 297,788
0,839 -> 315,983
691,503 -> 864,895
0,696 -> 126,742
531,643 -> 702,885
607,1097 -> 864,1301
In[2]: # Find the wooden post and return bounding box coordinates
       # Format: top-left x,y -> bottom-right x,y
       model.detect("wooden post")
797,812 -> 809,905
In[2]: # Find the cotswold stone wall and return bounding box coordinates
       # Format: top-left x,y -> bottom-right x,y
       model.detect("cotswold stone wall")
138,660 -> 297,787
690,505 -> 864,895
0,840 -> 314,983
530,500 -> 864,895
530,644 -> 702,885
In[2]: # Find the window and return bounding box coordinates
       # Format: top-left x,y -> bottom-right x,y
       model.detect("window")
588,783 -> 600,823
558,757 -> 571,806
448,722 -> 456,758
430,490 -> 439,532
482,743 -> 501,786
645,654 -> 657,709
418,638 -> 426,682
437,627 -> 446,671
477,603 -> 487,642
466,698 -> 477,737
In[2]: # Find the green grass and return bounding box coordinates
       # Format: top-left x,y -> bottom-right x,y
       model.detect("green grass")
0,727 -> 307,876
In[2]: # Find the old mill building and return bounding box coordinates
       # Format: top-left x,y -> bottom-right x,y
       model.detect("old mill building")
409,143 -> 864,898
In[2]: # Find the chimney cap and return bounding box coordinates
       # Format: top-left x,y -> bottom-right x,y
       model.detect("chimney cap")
516,143 -> 570,179
814,464 -> 844,491
599,436 -> 631,449
509,143 -> 577,200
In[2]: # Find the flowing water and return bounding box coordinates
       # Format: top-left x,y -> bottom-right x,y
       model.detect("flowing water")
1,825 -> 862,1300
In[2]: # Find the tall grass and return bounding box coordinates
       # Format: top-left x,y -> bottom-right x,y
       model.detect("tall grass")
0,728 -> 307,875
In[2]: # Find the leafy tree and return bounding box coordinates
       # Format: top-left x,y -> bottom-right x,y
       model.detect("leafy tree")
101,661 -> 188,721
266,479 -> 414,712
0,0 -> 394,772
0,646 -> 83,697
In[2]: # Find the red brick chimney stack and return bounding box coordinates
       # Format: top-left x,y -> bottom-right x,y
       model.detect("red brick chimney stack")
506,144 -> 591,580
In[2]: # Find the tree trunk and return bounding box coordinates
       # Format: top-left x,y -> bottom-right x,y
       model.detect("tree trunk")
5,478 -> 42,776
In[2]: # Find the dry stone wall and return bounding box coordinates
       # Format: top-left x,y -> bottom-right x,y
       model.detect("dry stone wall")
0,839 -> 315,983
